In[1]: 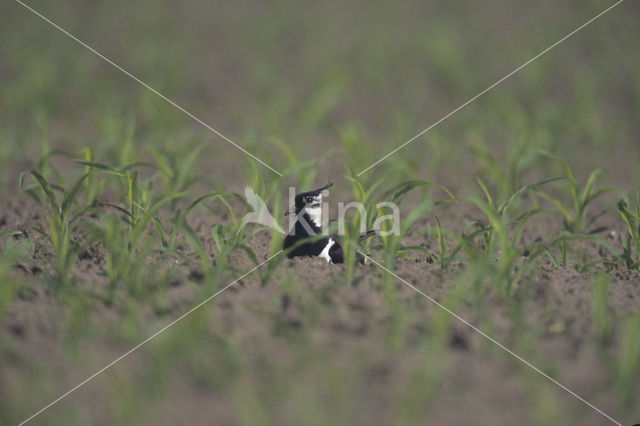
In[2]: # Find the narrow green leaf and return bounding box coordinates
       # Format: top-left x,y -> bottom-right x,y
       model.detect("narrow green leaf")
61,173 -> 90,215
130,193 -> 185,247
28,170 -> 60,216
0,230 -> 22,240
74,160 -> 126,176
580,168 -> 602,204
536,190 -> 573,224
500,176 -> 562,215
475,177 -> 494,209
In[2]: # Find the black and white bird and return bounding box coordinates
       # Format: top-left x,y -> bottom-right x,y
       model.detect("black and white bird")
282,182 -> 375,264
283,182 -> 344,263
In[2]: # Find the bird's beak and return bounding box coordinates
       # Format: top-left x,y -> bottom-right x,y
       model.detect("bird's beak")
284,207 -> 295,216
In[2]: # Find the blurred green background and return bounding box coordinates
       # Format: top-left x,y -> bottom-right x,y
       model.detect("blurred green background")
2,0 -> 639,193
1,0 -> 639,425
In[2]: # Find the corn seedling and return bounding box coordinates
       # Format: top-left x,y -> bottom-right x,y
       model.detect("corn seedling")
19,169 -> 92,284
76,160 -> 178,249
148,141 -> 204,194
429,216 -> 463,270
591,275 -> 613,346
178,192 -> 261,283
82,148 -> 110,208
0,238 -> 34,318
465,176 -> 560,293
537,152 -> 619,234
616,198 -> 640,269
616,311 -> 640,405
376,179 -> 454,261
345,171 -> 455,284
471,136 -> 539,202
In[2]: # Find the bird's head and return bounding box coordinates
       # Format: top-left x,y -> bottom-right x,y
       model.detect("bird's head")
284,181 -> 333,219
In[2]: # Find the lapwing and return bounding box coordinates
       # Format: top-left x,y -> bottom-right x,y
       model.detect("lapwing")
282,182 -> 375,264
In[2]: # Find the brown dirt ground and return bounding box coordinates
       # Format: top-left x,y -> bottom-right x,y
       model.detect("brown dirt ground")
2,193 -> 640,425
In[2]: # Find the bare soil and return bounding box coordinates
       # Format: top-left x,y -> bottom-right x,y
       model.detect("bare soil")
2,194 -> 639,425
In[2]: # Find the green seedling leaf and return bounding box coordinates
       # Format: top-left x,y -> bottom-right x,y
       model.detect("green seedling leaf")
269,137 -> 297,166
537,191 -> 573,224
0,230 -> 22,240
583,186 -> 621,207
499,176 -> 562,215
210,224 -> 229,255
151,216 -> 168,247
343,174 -> 367,201
581,168 -> 602,205
31,227 -> 49,239
61,173 -> 90,215
543,247 -> 560,267
168,191 -> 240,251
236,244 -> 259,266
130,193 -> 185,247
467,196 -> 500,227
121,161 -> 160,171
74,160 -> 126,176
475,177 -> 494,210
94,201 -> 133,218
435,216 -> 446,269
23,169 -> 60,216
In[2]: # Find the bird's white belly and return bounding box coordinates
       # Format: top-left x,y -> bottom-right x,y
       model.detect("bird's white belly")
318,238 -> 335,263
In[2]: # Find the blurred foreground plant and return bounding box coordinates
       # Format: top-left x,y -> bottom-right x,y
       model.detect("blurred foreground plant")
617,198 -> 640,270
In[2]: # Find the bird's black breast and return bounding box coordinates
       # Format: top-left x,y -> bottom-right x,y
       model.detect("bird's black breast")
283,212 -> 344,263
328,241 -> 344,264
283,233 -> 329,258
